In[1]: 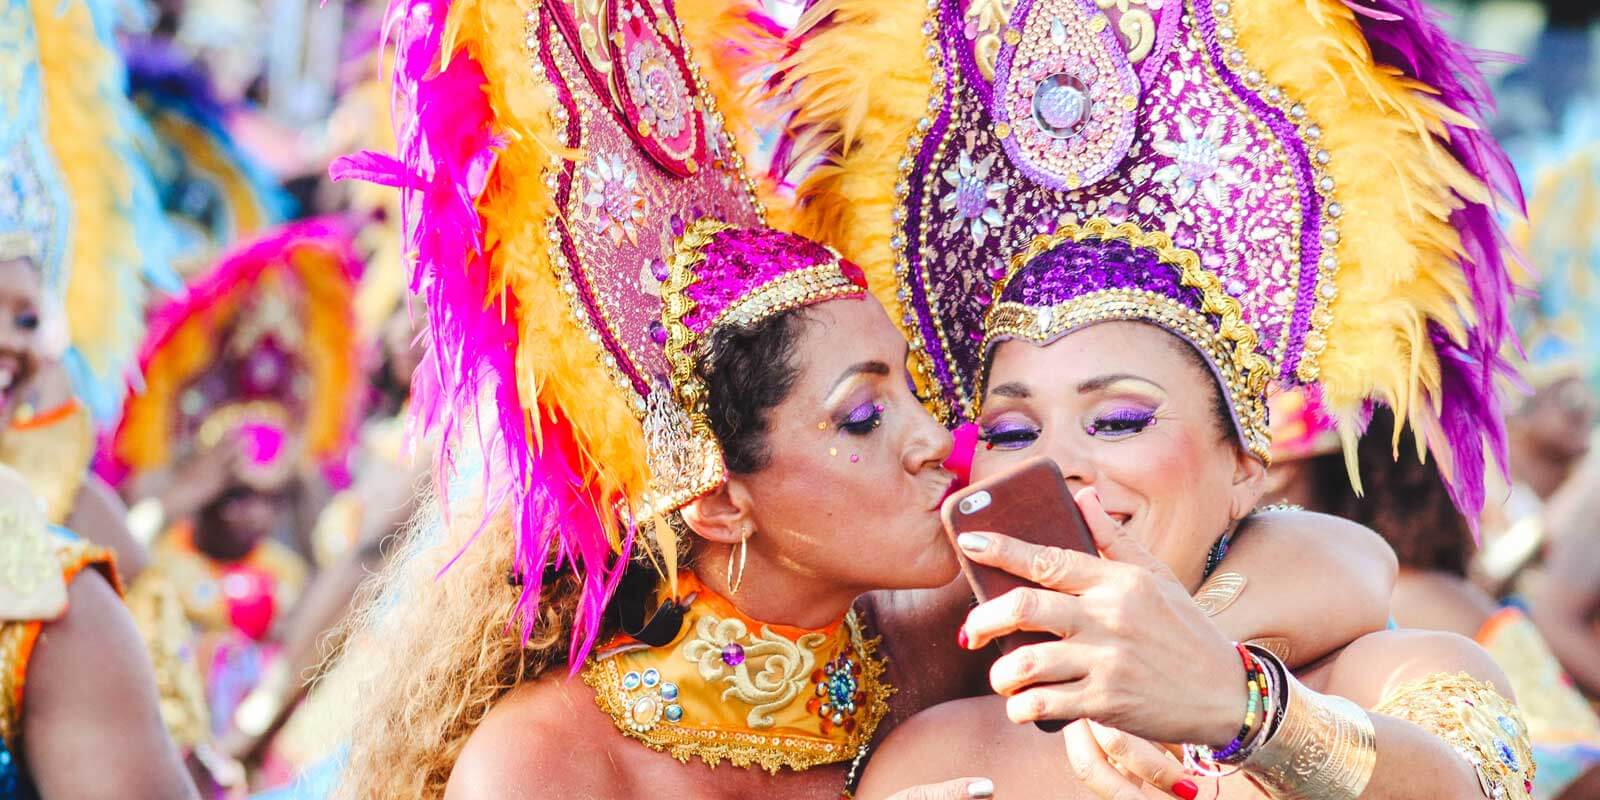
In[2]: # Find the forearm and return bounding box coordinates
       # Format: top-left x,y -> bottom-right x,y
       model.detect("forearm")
1355,713 -> 1491,798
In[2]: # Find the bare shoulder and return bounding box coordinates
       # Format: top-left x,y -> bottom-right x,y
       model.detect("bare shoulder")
859,696 -> 1077,799
446,676 -> 627,800
1321,628 -> 1511,708
1391,571 -> 1497,639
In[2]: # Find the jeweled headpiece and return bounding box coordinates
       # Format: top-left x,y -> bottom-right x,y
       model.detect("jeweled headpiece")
333,0 -> 867,663
104,218 -> 364,488
704,0 -> 1525,515
2,0 -> 180,421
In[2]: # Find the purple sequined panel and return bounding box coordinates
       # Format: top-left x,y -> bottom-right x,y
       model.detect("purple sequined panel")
898,0 -> 1327,418
681,228 -> 864,334
998,236 -> 1206,316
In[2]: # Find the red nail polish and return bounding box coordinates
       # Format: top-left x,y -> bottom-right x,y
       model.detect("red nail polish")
957,628 -> 970,649
1173,779 -> 1198,800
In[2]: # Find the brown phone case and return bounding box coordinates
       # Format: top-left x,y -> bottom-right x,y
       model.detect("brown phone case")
941,457 -> 1097,732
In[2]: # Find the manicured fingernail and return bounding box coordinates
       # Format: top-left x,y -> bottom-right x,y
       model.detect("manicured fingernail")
966,778 -> 995,799
1173,779 -> 1198,800
957,533 -> 990,552
957,627 -> 970,649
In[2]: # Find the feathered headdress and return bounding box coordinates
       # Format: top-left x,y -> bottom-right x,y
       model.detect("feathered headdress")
332,0 -> 868,665
691,0 -> 1525,519
2,0 -> 180,422
105,218 -> 365,488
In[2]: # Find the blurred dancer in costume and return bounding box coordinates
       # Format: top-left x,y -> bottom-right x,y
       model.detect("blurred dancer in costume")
1265,393 -> 1600,800
123,35 -> 295,279
1475,135 -> 1600,702
104,219 -> 365,795
320,1 -> 1401,797
703,0 -> 1542,795
0,0 -> 199,796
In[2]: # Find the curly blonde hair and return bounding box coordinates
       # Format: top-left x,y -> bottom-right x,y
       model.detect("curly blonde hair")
328,497 -> 605,799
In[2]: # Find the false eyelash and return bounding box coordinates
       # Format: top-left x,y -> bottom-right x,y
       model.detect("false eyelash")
840,402 -> 884,435
1085,408 -> 1156,436
977,425 -> 1039,450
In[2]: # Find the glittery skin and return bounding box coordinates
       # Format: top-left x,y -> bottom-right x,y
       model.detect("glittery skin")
893,0 -> 1341,421
682,228 -> 866,335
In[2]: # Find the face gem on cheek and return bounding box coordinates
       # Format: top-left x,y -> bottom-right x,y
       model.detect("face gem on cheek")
829,447 -> 838,457
850,454 -> 860,463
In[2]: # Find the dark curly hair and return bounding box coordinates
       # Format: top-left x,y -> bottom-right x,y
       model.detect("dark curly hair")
1304,408 -> 1473,575
697,309 -> 811,474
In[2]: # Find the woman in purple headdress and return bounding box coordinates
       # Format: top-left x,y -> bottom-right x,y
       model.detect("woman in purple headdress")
727,0 -> 1542,789
855,231 -> 1532,800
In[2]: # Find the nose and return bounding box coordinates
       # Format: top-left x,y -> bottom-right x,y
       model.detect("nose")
902,402 -> 955,476
1046,429 -> 1098,493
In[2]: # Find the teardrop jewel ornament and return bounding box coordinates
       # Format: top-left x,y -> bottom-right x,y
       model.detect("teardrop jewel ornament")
992,0 -> 1141,191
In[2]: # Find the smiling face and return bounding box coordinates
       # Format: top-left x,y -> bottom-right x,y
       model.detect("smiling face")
0,258 -> 44,422
713,296 -> 960,595
973,320 -> 1265,588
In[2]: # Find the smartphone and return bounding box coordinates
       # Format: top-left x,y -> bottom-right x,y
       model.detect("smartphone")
941,456 -> 1097,733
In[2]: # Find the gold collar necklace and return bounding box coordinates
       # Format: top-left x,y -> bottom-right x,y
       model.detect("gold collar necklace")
582,571 -> 892,773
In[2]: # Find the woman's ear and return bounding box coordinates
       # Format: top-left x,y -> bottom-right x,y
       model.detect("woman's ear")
1227,450 -> 1268,520
679,477 -> 756,545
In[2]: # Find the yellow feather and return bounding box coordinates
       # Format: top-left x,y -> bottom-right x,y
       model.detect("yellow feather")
32,0 -> 143,395
1237,0 -> 1518,452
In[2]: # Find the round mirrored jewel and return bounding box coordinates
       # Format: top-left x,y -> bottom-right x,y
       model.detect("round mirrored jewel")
1032,73 -> 1092,138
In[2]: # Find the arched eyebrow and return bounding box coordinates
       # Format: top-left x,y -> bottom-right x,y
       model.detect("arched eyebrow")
988,381 -> 1031,399
830,360 -> 891,394
1076,373 -> 1164,394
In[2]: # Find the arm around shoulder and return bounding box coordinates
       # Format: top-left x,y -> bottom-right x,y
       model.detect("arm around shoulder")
1215,511 -> 1397,665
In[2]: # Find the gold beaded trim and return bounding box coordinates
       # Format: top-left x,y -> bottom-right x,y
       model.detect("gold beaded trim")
580,612 -> 893,774
980,219 -> 1273,461
705,262 -> 865,342
1374,672 -> 1536,800
1205,0 -> 1341,382
889,0 -> 956,423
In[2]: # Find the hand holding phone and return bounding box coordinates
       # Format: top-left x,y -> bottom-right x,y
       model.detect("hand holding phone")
941,457 -> 1097,732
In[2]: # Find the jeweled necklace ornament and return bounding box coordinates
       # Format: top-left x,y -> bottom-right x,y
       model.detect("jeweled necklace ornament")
583,572 -> 892,773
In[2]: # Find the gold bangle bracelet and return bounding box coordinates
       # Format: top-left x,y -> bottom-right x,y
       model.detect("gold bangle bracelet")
1241,647 -> 1377,799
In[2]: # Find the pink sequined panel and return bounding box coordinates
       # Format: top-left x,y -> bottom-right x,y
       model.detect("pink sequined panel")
681,229 -> 864,334
542,7 -> 762,394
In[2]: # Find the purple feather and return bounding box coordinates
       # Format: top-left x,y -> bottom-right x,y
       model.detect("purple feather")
1345,0 -> 1524,522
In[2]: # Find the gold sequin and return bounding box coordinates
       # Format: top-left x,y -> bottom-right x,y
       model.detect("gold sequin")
1374,672 -> 1536,799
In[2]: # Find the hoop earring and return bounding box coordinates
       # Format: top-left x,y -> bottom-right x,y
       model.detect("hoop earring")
727,525 -> 751,594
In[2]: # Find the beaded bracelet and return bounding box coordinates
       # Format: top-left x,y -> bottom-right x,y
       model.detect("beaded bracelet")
1182,643 -> 1275,775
